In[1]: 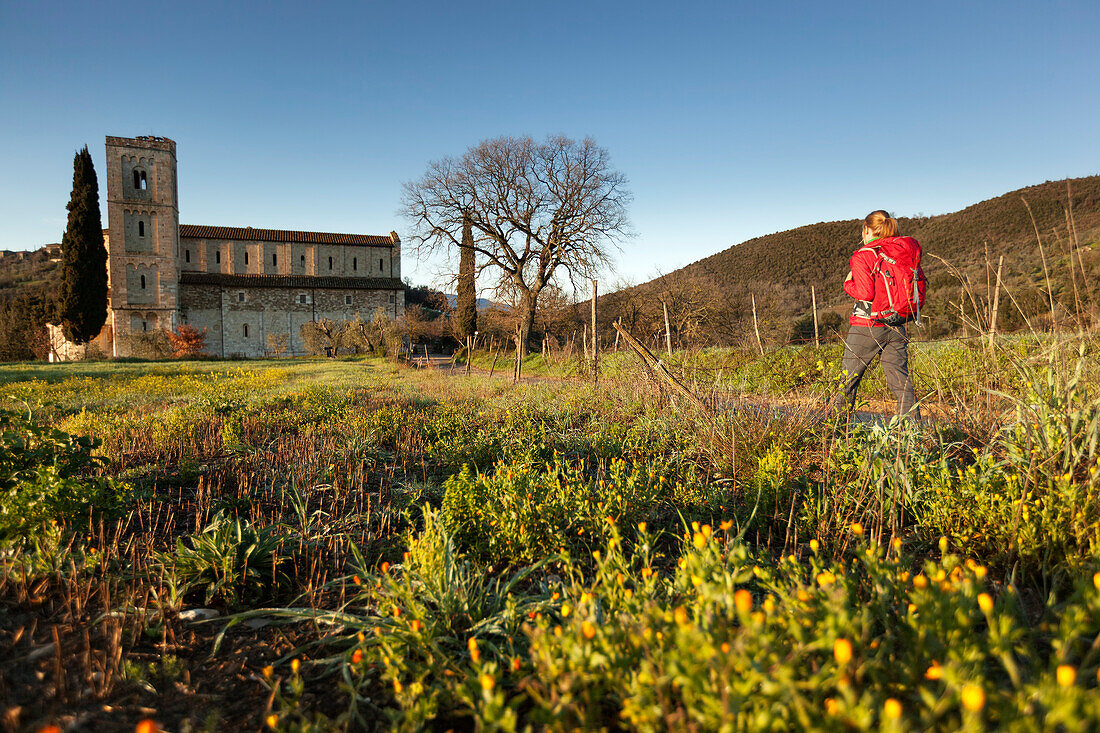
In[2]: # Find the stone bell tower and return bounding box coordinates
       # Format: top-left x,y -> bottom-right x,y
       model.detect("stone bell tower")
105,135 -> 180,355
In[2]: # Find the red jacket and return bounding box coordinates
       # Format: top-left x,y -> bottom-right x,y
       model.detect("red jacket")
844,236 -> 926,327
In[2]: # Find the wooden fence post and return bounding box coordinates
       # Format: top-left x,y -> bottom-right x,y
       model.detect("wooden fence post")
662,299 -> 672,357
513,331 -> 521,383
751,294 -> 764,355
811,285 -> 820,347
591,278 -> 598,385
989,255 -> 1004,351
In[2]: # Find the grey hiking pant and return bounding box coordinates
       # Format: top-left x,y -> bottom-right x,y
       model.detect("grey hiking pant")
840,325 -> 920,420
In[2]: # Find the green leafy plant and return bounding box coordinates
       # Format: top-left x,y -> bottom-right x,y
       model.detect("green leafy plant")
168,511 -> 289,607
441,457 -> 668,565
0,410 -> 128,544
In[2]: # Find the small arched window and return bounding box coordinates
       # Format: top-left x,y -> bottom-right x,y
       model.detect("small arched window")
300,254 -> 305,268
215,251 -> 221,264
328,256 -> 333,270
379,258 -> 384,271
243,324 -> 250,338
185,249 -> 190,263
132,170 -> 147,190
138,220 -> 145,237
352,257 -> 357,271
244,251 -> 249,266
272,253 -> 278,267
140,274 -> 146,289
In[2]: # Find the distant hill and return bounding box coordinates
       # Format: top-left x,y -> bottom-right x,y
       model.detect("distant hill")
0,247 -> 61,360
602,176 -> 1100,343
444,294 -> 506,311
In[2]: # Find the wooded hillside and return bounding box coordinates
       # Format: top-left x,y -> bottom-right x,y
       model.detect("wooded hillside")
0,247 -> 59,360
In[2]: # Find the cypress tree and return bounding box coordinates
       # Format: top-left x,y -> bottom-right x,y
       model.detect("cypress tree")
455,212 -> 477,339
57,146 -> 108,344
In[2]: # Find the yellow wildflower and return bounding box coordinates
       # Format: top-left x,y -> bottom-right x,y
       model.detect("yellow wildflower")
834,638 -> 853,665
1057,665 -> 1077,687
961,684 -> 985,712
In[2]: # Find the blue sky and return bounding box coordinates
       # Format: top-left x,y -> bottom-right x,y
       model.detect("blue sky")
2,0 -> 1098,289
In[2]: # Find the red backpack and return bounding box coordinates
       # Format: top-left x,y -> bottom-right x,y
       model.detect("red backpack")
859,238 -> 926,326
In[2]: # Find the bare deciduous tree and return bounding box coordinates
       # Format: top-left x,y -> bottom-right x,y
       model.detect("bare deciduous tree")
402,135 -> 631,357
299,318 -> 345,356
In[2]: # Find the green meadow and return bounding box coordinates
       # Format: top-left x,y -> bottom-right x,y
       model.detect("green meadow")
2,338 -> 1099,731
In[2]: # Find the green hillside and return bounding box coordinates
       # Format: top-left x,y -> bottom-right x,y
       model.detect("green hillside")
0,247 -> 60,360
603,176 -> 1100,344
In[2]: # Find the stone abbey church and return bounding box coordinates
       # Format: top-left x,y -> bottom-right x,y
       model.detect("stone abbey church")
99,134 -> 404,357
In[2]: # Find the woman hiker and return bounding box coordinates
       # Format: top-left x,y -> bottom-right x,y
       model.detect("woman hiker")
839,210 -> 926,420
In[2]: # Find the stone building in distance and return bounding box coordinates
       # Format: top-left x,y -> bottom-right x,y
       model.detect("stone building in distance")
102,134 -> 404,357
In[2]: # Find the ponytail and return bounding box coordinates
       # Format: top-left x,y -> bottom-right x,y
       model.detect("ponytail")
863,210 -> 898,239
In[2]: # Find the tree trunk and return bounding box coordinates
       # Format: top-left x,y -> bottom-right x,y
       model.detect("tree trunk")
516,289 -> 537,360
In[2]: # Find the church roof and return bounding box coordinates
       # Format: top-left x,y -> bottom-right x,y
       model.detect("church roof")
180,272 -> 405,290
178,225 -> 399,246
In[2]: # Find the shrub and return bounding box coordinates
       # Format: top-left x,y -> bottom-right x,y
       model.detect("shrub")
168,511 -> 290,607
0,410 -> 128,543
167,324 -> 207,357
441,458 -> 669,565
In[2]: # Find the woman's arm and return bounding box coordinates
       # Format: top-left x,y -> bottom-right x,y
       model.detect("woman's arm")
843,250 -> 876,301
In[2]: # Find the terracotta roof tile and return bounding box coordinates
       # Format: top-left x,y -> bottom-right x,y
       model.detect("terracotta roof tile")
179,225 -> 398,246
180,272 -> 405,290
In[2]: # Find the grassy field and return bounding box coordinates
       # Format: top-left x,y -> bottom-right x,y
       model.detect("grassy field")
2,340 -> 1099,731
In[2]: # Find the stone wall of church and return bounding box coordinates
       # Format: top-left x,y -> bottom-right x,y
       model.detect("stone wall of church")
180,285 -> 403,358
179,238 -> 394,278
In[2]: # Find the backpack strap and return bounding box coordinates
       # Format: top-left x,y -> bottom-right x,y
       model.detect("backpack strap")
858,245 -> 897,313
858,246 -> 897,266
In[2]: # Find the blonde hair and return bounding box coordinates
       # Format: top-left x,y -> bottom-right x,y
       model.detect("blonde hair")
863,210 -> 898,239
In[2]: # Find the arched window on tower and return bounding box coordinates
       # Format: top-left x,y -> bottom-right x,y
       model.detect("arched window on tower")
328,256 -> 333,270
300,254 -> 305,268
379,258 -> 384,272
243,324 -> 250,338
272,253 -> 278,267
185,249 -> 190,263
352,257 -> 357,271
216,251 -> 221,265
133,170 -> 147,190
244,251 -> 249,266
138,220 -> 145,237
140,274 -> 146,289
